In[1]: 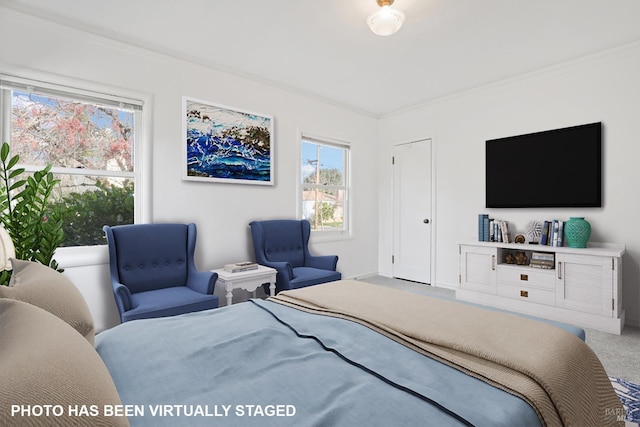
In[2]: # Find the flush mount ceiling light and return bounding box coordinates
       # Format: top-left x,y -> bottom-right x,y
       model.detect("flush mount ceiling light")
367,0 -> 405,36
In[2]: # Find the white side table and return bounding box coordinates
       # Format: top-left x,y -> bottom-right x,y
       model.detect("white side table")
211,265 -> 277,306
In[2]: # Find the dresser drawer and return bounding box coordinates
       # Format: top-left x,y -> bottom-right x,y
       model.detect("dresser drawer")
496,266 -> 555,290
496,283 -> 556,306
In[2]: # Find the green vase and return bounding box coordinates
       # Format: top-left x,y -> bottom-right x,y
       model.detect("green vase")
564,217 -> 591,248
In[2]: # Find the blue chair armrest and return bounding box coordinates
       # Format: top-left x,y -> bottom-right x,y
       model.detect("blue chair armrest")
112,282 -> 133,313
187,271 -> 218,295
260,261 -> 294,280
259,260 -> 294,292
306,254 -> 339,271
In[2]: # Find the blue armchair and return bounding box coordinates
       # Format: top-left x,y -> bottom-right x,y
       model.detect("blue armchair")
249,219 -> 341,294
103,223 -> 219,323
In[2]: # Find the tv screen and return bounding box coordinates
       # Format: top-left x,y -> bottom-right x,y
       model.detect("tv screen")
486,122 -> 602,208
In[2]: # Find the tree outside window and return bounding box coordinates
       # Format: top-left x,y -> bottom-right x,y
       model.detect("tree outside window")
300,138 -> 349,235
2,79 -> 140,246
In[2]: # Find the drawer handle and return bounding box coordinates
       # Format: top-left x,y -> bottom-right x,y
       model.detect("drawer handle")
520,274 -> 528,281
557,262 -> 562,279
520,290 -> 529,298
491,255 -> 495,271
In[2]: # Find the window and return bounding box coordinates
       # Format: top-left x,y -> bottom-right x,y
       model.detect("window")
0,75 -> 143,246
300,136 -> 350,236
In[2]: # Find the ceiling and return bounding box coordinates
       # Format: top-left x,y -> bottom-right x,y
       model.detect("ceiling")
3,0 -> 640,117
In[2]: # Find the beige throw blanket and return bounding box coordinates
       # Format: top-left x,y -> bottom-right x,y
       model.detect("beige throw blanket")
270,280 -> 624,427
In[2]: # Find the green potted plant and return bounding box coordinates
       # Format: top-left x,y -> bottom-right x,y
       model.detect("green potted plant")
0,142 -> 64,286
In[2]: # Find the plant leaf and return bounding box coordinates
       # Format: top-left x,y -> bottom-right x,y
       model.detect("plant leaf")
0,142 -> 10,162
6,155 -> 20,170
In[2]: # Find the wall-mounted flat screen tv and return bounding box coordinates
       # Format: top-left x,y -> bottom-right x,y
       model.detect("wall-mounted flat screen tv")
486,122 -> 602,208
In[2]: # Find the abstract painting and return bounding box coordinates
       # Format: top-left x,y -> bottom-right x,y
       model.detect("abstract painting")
183,97 -> 273,185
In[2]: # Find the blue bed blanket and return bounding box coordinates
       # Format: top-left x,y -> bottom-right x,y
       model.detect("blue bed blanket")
96,299 -> 541,427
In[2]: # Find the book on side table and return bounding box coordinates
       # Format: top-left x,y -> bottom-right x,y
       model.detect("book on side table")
224,262 -> 259,273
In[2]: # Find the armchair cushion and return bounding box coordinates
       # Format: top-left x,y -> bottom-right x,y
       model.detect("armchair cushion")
124,287 -> 219,322
260,221 -> 306,267
289,267 -> 342,290
107,224 -> 191,293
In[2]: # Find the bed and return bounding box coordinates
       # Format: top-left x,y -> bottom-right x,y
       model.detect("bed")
0,262 -> 624,426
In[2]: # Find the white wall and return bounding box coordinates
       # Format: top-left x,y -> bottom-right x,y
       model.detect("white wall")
378,42 -> 640,327
4,6 -> 639,332
0,7 -> 379,332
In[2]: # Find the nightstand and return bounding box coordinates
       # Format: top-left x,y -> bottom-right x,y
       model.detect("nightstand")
211,265 -> 277,306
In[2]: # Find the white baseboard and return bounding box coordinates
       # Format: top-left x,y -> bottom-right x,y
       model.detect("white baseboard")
347,272 -> 379,280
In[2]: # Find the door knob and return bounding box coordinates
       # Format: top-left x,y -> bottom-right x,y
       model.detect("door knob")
423,219 -> 430,224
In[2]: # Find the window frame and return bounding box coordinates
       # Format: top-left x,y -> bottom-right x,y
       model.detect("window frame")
298,133 -> 351,240
0,73 -> 150,248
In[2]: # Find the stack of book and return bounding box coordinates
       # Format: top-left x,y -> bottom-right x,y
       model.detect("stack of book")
224,262 -> 259,273
529,252 -> 555,269
478,214 -> 510,243
539,220 -> 564,247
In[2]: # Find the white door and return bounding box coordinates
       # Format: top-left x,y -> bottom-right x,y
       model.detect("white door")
392,139 -> 432,283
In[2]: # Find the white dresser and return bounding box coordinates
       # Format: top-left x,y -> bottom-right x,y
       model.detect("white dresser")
457,241 -> 625,334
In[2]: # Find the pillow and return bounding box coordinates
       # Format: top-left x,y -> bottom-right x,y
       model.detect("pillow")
0,299 -> 129,426
0,259 -> 95,344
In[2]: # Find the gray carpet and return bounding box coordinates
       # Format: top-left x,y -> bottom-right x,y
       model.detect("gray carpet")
357,275 -> 640,384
